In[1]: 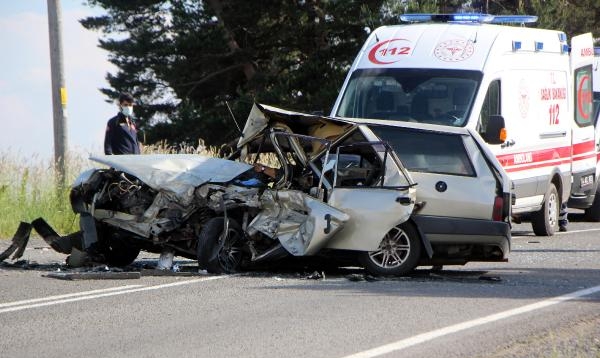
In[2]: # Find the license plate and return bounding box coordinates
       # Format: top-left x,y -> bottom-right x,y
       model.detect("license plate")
580,174 -> 594,188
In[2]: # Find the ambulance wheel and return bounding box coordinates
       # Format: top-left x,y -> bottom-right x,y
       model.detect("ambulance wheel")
531,184 -> 559,236
359,222 -> 421,276
584,185 -> 600,222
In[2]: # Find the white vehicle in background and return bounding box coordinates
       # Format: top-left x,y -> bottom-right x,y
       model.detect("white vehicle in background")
331,13 -> 597,235
584,48 -> 600,220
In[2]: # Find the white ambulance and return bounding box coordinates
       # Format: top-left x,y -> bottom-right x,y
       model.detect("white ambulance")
331,13 -> 596,236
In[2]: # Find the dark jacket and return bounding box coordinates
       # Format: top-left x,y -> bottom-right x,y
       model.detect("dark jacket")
104,112 -> 140,155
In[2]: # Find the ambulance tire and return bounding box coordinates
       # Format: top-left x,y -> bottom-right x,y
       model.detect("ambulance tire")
584,186 -> 600,222
531,184 -> 559,236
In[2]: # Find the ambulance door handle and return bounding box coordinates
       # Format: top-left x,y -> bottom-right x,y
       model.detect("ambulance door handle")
501,139 -> 515,148
539,131 -> 567,139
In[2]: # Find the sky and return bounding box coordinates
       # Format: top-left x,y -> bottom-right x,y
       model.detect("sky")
0,1 -> 116,159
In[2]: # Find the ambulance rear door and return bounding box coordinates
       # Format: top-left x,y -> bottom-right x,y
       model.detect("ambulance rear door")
569,33 -> 596,208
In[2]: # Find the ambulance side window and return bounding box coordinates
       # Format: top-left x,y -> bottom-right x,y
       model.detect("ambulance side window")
478,80 -> 501,135
574,65 -> 593,127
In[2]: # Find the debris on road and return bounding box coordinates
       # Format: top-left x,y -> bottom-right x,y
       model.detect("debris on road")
0,222 -> 32,262
345,273 -> 379,282
304,271 -> 325,280
44,271 -> 141,280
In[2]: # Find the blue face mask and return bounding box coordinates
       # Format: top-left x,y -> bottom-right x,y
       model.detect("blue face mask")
121,105 -> 134,117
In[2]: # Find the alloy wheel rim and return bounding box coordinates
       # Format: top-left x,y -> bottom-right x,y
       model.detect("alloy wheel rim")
368,226 -> 410,269
218,227 -> 243,272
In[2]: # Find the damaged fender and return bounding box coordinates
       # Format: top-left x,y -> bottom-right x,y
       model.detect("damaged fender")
248,189 -> 350,256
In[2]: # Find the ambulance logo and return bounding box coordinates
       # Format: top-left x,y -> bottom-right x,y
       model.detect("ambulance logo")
367,38 -> 413,65
434,39 -> 474,62
577,74 -> 592,120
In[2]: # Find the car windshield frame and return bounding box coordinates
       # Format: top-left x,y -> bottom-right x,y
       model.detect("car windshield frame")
310,127 -> 415,190
335,68 -> 483,127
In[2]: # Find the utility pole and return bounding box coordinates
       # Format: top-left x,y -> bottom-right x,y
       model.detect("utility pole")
47,0 -> 68,188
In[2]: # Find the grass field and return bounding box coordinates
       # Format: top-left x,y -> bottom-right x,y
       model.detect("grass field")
0,150 -> 88,238
0,142 -> 221,238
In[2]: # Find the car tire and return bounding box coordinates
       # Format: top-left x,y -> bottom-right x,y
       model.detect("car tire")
584,185 -> 600,222
197,217 -> 244,274
359,222 -> 421,276
97,235 -> 141,267
531,183 -> 559,236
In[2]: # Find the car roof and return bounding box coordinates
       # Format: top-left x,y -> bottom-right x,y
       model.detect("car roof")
340,116 -> 472,135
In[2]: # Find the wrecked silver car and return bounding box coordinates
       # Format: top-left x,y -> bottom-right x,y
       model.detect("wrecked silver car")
7,103 -> 511,276
51,103 -> 420,275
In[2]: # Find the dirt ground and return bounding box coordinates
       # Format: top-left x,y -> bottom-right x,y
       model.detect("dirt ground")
479,314 -> 600,358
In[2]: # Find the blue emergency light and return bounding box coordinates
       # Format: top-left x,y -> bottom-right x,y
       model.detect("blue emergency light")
400,13 -> 538,25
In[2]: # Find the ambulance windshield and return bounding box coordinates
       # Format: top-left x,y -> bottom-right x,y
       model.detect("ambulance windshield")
336,68 -> 482,127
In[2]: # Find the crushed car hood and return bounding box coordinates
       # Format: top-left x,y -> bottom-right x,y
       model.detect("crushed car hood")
237,103 -> 354,152
90,154 -> 252,199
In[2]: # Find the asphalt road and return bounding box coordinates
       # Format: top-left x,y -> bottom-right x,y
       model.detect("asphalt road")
0,214 -> 599,358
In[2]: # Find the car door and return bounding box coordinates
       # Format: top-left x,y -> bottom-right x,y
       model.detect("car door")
369,126 -> 499,221
311,136 -> 416,251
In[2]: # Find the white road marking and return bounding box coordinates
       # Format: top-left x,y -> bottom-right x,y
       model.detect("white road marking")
513,227 -> 600,238
342,284 -> 600,358
555,228 -> 600,234
0,276 -> 228,314
0,285 -> 143,308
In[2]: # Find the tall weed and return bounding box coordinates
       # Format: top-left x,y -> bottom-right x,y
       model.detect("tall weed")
0,142 -> 221,238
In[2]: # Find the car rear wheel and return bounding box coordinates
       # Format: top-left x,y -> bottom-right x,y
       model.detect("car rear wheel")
359,222 -> 421,276
197,217 -> 244,274
531,183 -> 559,236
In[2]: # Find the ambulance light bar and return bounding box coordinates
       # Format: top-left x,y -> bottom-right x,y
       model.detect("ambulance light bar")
400,13 -> 538,25
535,41 -> 544,51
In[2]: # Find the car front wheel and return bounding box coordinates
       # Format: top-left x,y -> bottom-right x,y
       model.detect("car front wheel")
197,217 -> 244,274
97,235 -> 141,267
359,222 -> 421,276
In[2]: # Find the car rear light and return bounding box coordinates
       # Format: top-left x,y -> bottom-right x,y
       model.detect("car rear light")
492,196 -> 504,221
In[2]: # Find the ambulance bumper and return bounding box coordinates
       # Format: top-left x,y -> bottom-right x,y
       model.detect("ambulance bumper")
568,170 -> 597,209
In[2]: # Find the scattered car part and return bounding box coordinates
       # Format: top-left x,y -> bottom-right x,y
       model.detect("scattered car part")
0,222 -> 32,262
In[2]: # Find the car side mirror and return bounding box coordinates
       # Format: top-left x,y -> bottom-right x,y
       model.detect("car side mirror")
483,115 -> 506,145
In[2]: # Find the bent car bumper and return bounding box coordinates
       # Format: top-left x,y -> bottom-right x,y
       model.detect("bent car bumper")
412,215 -> 511,261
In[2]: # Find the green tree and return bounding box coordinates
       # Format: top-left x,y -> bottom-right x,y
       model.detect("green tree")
83,0 -> 599,149
82,0 -> 385,148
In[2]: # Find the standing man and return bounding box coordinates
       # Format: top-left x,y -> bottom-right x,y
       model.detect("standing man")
104,92 -> 141,155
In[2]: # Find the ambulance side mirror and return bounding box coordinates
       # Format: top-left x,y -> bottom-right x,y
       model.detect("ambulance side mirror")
483,115 -> 506,145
